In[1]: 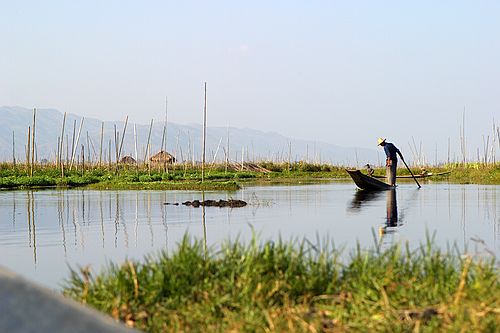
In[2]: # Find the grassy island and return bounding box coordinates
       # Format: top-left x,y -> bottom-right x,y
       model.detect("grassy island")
0,162 -> 499,190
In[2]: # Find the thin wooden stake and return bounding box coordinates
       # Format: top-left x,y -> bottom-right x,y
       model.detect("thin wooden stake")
144,119 -> 154,165
202,82 -> 207,182
99,122 -> 104,167
12,130 -> 16,166
59,112 -> 66,171
69,118 -> 84,170
26,126 -> 31,175
31,108 -> 36,177
134,123 -> 138,169
118,116 -> 129,162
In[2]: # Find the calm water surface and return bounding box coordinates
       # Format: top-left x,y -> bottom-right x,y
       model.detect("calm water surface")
0,182 -> 498,289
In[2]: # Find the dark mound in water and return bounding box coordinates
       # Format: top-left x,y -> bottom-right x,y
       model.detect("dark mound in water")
164,199 -> 247,208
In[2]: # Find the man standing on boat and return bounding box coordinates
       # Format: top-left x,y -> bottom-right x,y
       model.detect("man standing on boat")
377,138 -> 404,186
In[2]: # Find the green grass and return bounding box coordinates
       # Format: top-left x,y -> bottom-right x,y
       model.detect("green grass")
368,163 -> 500,185
1,162 -> 499,190
63,235 -> 499,332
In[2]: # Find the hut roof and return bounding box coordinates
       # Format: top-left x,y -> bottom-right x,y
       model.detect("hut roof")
150,150 -> 175,163
120,155 -> 137,164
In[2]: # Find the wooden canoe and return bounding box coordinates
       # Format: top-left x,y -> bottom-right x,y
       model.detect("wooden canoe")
372,171 -> 451,179
346,169 -> 395,191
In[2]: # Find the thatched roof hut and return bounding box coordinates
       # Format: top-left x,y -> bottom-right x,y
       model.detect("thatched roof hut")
120,155 -> 137,164
150,150 -> 175,164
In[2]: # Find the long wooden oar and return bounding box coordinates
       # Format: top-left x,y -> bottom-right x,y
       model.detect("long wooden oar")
401,157 -> 421,188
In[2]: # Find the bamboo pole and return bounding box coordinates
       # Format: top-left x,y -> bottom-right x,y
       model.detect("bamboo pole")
99,122 -> 104,167
81,144 -> 85,173
241,147 -> 244,171
147,143 -> 151,175
202,82 -> 207,182
134,123 -> 138,168
143,119 -> 154,165
225,126 -> 229,173
59,112 -> 66,171
86,132 -> 90,165
26,126 -> 31,175
88,136 -> 97,163
30,108 -> 36,177
114,124 -> 119,164
12,130 -> 16,166
161,96 -> 168,152
69,118 -> 84,170
56,137 -> 60,167
118,116 -> 129,162
66,134 -> 69,164
108,140 -> 111,168
71,120 -> 76,162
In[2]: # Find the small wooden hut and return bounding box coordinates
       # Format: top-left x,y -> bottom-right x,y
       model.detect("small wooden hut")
150,150 -> 175,164
120,155 -> 137,164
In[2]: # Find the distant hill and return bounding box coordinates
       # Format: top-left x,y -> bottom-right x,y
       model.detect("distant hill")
0,106 -> 380,166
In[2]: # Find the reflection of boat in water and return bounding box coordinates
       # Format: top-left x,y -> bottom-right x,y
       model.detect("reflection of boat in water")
372,171 -> 451,179
348,190 -> 384,211
346,169 -> 395,191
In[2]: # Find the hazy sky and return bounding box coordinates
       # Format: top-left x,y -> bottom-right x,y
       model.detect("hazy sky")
1,1 -> 499,156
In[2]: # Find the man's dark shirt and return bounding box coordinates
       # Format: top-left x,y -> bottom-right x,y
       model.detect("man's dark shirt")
384,142 -> 401,161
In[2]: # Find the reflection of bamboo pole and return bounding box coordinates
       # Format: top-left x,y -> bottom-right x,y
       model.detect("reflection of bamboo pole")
202,82 -> 207,182
27,192 -> 32,248
201,191 -> 207,260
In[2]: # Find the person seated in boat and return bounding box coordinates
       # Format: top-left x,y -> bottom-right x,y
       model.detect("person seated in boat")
377,138 -> 404,186
364,163 -> 374,177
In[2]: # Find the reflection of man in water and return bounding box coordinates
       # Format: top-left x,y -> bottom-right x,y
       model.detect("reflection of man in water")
380,189 -> 398,236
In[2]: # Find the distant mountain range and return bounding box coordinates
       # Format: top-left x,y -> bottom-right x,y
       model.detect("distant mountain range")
0,106 -> 380,166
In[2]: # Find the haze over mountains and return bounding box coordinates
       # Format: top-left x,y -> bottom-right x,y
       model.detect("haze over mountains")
0,106 -> 380,166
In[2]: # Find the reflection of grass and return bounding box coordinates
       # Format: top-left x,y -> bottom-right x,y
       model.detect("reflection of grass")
63,235 -> 499,332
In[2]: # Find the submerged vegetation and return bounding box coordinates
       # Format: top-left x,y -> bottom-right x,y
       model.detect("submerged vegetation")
0,161 -> 498,190
63,235 -> 499,332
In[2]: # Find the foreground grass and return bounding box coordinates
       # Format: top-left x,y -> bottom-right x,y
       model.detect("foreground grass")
63,236 -> 499,332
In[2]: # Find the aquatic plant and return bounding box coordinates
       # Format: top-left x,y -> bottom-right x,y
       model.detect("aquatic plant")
63,235 -> 499,332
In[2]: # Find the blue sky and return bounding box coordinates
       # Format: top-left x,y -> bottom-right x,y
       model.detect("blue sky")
1,1 -> 499,157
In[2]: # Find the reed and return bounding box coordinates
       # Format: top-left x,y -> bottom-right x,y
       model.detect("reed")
62,234 -> 499,333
